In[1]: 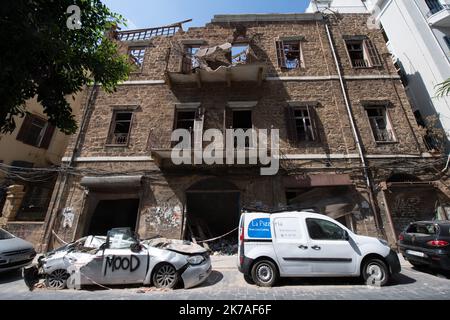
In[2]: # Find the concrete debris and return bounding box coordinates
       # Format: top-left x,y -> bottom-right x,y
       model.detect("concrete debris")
208,239 -> 238,256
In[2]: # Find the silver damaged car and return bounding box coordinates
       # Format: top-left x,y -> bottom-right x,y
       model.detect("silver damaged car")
23,228 -> 211,290
0,228 -> 36,273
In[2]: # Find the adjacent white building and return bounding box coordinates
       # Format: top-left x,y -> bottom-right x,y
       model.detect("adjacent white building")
307,0 -> 450,148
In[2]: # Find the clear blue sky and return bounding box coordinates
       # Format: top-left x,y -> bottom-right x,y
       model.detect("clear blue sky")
102,0 -> 311,30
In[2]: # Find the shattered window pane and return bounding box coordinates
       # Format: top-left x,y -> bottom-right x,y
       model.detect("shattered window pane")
346,40 -> 367,68
283,41 -> 301,69
366,106 -> 395,142
176,111 -> 196,131
232,44 -> 249,64
183,45 -> 200,73
128,47 -> 146,68
294,108 -> 315,141
108,112 -> 132,145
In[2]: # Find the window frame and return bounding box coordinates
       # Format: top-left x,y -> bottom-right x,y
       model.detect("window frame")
182,44 -> 202,74
364,104 -> 397,144
128,46 -> 146,71
306,218 -> 347,241
344,36 -> 382,69
106,110 -> 134,147
275,38 -> 305,70
16,113 -> 55,149
285,102 -> 320,145
293,107 -> 317,142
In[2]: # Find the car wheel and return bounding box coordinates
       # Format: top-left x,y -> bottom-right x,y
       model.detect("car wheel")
243,274 -> 255,285
45,269 -> 69,290
152,263 -> 179,289
362,259 -> 389,287
251,260 -> 278,287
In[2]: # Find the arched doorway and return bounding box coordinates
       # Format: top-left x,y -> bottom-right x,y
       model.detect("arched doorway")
185,178 -> 240,244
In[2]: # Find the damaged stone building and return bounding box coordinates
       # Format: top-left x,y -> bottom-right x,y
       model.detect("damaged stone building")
36,12 -> 450,252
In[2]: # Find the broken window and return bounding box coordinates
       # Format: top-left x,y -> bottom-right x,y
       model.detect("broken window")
366,106 -> 395,142
16,183 -> 54,221
173,108 -> 204,149
128,47 -> 146,69
182,45 -> 201,74
285,104 -> 319,144
345,37 -> 382,68
232,110 -> 253,148
231,44 -> 249,64
107,111 -> 133,145
175,110 -> 196,131
294,108 -> 317,142
16,114 -> 55,149
276,40 -> 304,69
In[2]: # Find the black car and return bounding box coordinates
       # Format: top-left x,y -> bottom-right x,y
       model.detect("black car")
398,221 -> 450,271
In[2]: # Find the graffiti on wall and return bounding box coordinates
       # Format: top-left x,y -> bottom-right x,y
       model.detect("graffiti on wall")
144,203 -> 182,228
62,207 -> 75,228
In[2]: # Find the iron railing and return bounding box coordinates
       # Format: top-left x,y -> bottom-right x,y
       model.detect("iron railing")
110,133 -> 129,145
117,19 -> 192,41
374,128 -> 395,142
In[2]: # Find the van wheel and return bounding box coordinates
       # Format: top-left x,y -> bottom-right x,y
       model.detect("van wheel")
362,259 -> 389,287
243,274 -> 255,285
251,260 -> 278,287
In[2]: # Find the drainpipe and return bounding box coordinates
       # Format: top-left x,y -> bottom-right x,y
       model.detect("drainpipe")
324,18 -> 383,235
41,83 -> 98,252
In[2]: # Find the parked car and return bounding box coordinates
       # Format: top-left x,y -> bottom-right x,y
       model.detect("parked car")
237,210 -> 400,287
0,228 -> 36,272
23,228 -> 211,290
398,221 -> 450,271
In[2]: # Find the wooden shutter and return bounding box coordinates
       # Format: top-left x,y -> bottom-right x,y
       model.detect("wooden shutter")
284,105 -> 297,145
16,114 -> 33,142
276,40 -> 286,68
40,123 -> 55,149
307,105 -> 321,143
365,38 -> 382,67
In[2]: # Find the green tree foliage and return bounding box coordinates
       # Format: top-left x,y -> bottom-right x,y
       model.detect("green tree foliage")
0,0 -> 132,134
436,78 -> 450,97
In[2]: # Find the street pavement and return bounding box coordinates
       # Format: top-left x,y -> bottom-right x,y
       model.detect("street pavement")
0,254 -> 449,300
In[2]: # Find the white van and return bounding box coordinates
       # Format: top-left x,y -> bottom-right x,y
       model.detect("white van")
237,211 -> 400,287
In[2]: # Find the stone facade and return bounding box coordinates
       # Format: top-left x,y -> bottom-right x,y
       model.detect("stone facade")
37,13 -> 449,251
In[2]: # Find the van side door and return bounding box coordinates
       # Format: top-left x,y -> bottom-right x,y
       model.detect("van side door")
272,215 -> 314,276
305,218 -> 357,275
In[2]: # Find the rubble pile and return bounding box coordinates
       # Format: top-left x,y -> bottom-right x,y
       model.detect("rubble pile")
208,239 -> 238,256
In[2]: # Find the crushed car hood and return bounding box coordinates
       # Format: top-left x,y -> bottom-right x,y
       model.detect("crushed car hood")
143,238 -> 207,255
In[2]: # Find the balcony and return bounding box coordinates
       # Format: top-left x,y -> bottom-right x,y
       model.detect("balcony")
426,4 -> 450,27
374,128 -> 396,143
167,42 -> 267,87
